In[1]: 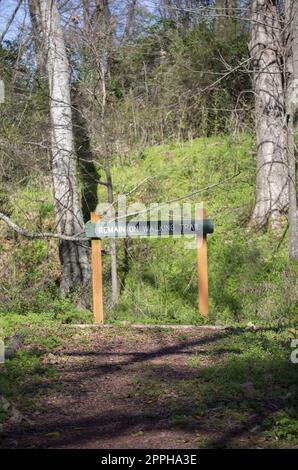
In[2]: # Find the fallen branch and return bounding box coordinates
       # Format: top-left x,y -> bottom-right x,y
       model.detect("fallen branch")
110,171 -> 242,222
1,172 -> 240,240
0,212 -> 87,241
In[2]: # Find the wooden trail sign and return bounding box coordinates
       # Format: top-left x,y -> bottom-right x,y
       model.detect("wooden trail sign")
87,211 -> 214,323
85,219 -> 214,238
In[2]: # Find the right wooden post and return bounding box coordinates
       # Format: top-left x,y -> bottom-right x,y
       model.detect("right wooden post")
197,207 -> 209,316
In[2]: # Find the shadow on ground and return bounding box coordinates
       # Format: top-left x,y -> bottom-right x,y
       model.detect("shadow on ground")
0,327 -> 297,448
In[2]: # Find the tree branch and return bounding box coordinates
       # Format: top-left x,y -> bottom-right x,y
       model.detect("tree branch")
0,0 -> 23,43
0,212 -> 87,241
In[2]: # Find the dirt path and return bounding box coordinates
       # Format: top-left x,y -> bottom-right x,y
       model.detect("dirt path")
0,326 -> 297,449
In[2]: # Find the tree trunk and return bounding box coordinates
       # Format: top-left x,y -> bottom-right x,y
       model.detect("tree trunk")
82,0 -> 91,38
28,0 -> 45,77
105,158 -> 119,306
39,0 -> 90,296
95,0 -> 119,305
249,0 -> 288,230
123,0 -> 137,43
285,0 -> 298,260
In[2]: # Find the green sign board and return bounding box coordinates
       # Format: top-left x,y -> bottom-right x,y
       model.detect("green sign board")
85,219 -> 214,239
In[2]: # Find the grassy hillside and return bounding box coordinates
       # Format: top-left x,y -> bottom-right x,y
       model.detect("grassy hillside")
98,134 -> 297,325
0,134 -> 297,325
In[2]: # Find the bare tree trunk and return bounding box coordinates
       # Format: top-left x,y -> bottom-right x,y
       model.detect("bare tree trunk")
105,156 -> 119,306
82,0 -> 91,38
249,0 -> 288,230
123,0 -> 137,43
285,0 -> 298,260
28,0 -> 45,77
39,0 -> 90,296
95,0 -> 119,305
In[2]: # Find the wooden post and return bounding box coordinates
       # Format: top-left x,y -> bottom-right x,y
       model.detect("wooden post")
91,212 -> 104,324
197,207 -> 209,316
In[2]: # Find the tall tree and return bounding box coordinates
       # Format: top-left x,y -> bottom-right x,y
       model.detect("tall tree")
285,0 -> 298,260
39,0 -> 90,295
28,0 -> 45,77
123,0 -> 137,43
94,0 -> 119,305
249,0 -> 288,230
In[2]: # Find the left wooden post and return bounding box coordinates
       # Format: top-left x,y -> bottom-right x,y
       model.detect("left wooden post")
91,212 -> 104,324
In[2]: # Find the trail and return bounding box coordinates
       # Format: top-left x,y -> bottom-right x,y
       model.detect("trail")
0,327 -> 296,449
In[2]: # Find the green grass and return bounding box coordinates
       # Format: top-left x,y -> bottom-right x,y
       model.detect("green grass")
265,414 -> 298,443
0,313 -> 93,423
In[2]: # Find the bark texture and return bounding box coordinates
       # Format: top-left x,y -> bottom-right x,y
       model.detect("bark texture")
249,0 -> 288,230
39,0 -> 90,295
